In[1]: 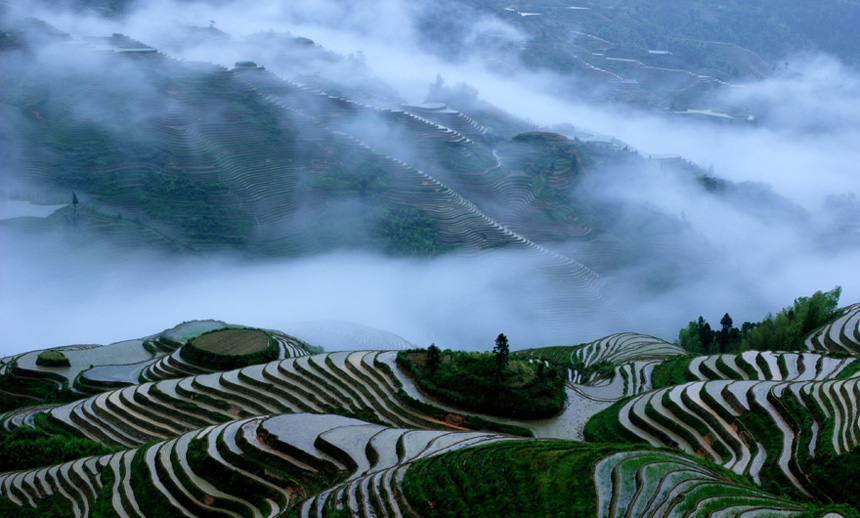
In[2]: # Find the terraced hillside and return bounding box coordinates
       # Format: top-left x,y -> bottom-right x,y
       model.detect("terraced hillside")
430,0 -> 860,116
518,333 -> 687,399
0,321 -> 314,416
5,412 -> 834,518
0,17 -> 652,337
405,441 -> 813,518
806,304 -> 860,354
6,14 -> 818,338
582,304 -> 860,510
588,378 -> 859,495
2,311 -> 860,516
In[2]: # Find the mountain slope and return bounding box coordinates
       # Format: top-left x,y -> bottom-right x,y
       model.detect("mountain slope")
1,308 -> 858,516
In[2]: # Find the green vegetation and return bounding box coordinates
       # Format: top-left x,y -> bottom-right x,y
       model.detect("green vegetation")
374,358 -> 533,437
191,328 -> 270,355
403,440 -> 617,518
514,344 -> 584,368
569,357 -> 615,383
492,333 -> 510,380
678,313 -> 745,354
499,132 -> 598,231
0,367 -> 79,413
0,310 -> 857,516
516,343 -> 626,384
180,328 -> 278,370
808,446 -> 860,511
582,398 -> 642,445
186,438 -> 275,517
679,287 -> 842,353
743,287 -> 842,352
89,467 -> 117,518
309,153 -> 389,197
0,494 -> 74,517
396,345 -> 566,419
141,173 -> 250,247
128,445 -> 181,517
0,414 -> 119,472
835,359 -> 860,379
147,384 -> 234,423
649,355 -> 698,389
35,350 -> 70,367
374,206 -> 448,257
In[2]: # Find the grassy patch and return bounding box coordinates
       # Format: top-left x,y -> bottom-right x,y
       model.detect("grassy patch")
0,414 -> 119,472
583,397 -> 647,445
397,349 -> 566,419
835,358 -> 860,379
181,328 -> 278,370
650,355 -> 697,389
192,328 -> 269,356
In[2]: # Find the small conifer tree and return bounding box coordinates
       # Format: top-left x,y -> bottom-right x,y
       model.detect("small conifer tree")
493,333 -> 509,381
426,343 -> 441,376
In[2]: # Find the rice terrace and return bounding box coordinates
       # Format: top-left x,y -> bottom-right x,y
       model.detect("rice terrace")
0,291 -> 858,517
2,1 -> 860,517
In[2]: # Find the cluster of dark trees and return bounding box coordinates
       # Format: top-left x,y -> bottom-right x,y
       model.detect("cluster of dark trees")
679,287 -> 842,354
424,333 -> 511,382
679,313 -> 749,355
397,333 -> 565,419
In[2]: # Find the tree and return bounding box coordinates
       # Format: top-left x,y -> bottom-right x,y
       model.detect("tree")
493,333 -> 509,381
426,343 -> 441,376
700,321 -> 715,354
741,286 -> 842,352
717,313 -> 734,353
679,320 -> 703,353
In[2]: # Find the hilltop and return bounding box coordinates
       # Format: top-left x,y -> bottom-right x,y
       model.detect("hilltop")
0,301 -> 859,516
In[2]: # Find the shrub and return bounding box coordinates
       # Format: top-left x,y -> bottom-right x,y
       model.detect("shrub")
35,350 -> 70,367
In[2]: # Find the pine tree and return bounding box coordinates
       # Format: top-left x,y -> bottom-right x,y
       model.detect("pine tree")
426,343 -> 441,377
718,313 -> 733,353
493,333 -> 509,382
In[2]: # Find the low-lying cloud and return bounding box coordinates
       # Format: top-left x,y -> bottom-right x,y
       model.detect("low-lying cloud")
0,236 -> 580,354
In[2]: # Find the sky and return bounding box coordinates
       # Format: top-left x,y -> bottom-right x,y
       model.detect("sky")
1,0 -> 858,355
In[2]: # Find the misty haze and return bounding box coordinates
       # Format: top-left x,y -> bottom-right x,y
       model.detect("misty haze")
1,1 -> 860,515
2,0 -> 856,355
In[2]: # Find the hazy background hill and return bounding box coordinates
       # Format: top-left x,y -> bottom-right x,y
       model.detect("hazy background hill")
0,0 -> 859,354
